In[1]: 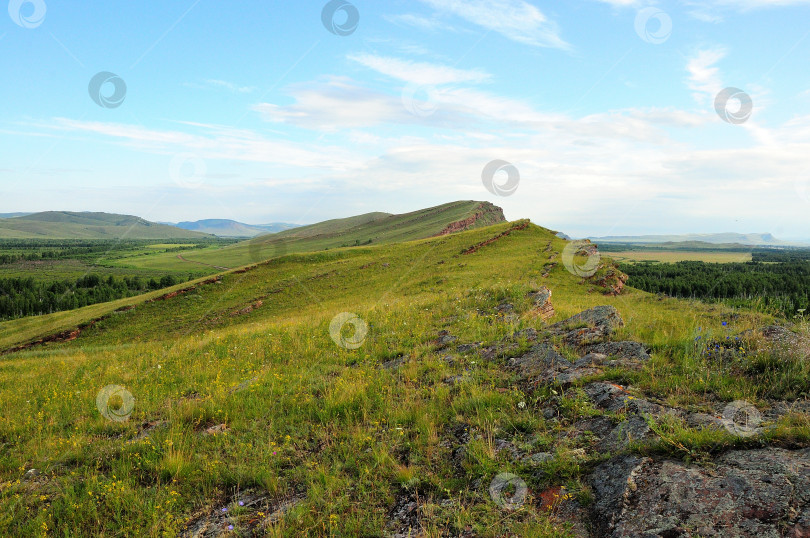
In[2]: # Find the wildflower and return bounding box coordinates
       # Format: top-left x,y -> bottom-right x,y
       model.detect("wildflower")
228,525 -> 234,530
238,501 -> 244,506
221,507 -> 228,513
722,321 -> 728,326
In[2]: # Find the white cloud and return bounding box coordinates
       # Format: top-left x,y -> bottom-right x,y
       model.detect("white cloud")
594,0 -> 810,22
348,54 -> 491,85
43,118 -> 360,171
383,13 -> 457,32
417,0 -> 570,49
184,79 -> 257,94
686,47 -> 727,102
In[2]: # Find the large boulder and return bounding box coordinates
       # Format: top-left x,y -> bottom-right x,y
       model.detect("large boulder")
585,341 -> 651,365
549,306 -> 624,346
589,448 -> 810,537
507,343 -> 569,379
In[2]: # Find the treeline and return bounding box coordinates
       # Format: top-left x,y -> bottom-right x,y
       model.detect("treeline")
0,274 -> 181,320
752,249 -> 810,262
0,238 -> 237,265
621,260 -> 810,317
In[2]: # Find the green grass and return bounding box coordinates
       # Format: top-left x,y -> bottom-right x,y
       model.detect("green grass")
0,220 -> 806,536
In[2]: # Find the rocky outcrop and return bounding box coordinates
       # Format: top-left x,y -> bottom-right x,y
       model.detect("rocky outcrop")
529,287 -> 555,321
460,221 -> 530,255
589,448 -> 810,537
435,202 -> 506,236
457,302 -> 810,537
548,305 -> 624,347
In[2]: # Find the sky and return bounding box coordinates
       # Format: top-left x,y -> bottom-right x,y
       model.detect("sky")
2,0 -> 810,240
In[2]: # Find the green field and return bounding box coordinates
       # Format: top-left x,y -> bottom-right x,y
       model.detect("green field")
1,219 -> 807,536
607,250 -> 753,263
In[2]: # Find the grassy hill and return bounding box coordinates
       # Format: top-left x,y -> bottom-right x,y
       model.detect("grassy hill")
0,212 -> 211,239
117,200 -> 506,271
1,217 -> 807,536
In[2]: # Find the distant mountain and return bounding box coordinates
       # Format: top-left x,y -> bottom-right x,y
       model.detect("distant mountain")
0,211 -> 211,239
590,232 -> 804,247
173,219 -> 300,237
0,212 -> 32,219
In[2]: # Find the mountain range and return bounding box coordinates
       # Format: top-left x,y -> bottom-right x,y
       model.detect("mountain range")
170,219 -> 300,238
589,232 -> 805,247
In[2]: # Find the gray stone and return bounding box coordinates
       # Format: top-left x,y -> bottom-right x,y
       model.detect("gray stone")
573,353 -> 610,368
524,452 -> 554,465
589,448 -> 810,537
550,305 -> 624,338
686,412 -> 725,431
456,343 -> 480,353
585,341 -> 651,364
23,468 -> 40,480
507,343 -> 569,379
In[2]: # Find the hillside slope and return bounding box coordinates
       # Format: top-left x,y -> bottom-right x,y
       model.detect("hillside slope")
139,200 -> 505,269
1,219 -> 806,536
0,211 -> 211,239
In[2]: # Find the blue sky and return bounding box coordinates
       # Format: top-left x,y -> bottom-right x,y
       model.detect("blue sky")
2,0 -> 810,239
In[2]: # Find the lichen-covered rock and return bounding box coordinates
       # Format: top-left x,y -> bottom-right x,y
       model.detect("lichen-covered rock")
589,448 -> 810,537
552,305 -> 624,334
686,412 -> 726,431
569,414 -> 654,453
507,343 -> 569,379
549,305 -> 624,346
529,287 -> 555,321
583,382 -> 675,418
585,341 -> 651,365
433,330 -> 458,349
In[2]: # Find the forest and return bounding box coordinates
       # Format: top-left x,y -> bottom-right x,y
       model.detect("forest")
0,238 -> 229,265
621,259 -> 810,316
0,273 -> 182,320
